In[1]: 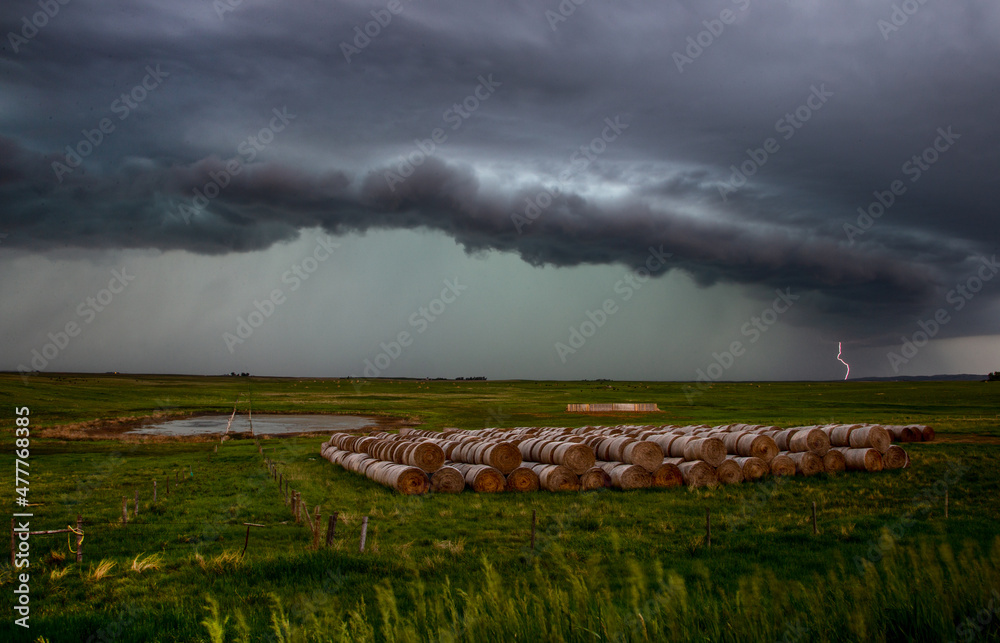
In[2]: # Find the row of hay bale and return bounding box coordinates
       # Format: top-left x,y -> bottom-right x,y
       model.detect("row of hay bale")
321,422 -> 928,494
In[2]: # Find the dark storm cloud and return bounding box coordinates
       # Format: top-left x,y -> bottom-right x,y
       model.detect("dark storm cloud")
2,0 -> 999,338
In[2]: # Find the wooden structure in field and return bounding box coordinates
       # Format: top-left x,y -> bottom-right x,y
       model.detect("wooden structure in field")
566,403 -> 659,413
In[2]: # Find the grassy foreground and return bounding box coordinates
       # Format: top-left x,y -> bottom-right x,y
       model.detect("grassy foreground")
1,374 -> 999,642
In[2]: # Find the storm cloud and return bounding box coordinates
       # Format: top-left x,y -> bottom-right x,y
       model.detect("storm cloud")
2,0 -> 998,377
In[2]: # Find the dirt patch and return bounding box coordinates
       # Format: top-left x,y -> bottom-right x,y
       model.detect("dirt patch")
37,412 -> 418,442
931,434 -> 1000,445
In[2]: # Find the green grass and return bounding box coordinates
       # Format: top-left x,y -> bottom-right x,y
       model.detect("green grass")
1,374 -> 999,641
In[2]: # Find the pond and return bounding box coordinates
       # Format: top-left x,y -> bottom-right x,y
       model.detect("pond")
127,414 -> 377,436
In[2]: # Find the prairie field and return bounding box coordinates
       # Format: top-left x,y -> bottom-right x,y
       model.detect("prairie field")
1,374 -> 999,642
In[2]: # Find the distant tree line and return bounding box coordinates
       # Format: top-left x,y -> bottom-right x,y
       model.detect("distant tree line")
989,372 -> 999,382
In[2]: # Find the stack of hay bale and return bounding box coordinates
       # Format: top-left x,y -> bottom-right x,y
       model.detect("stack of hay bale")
319,422 -> 926,494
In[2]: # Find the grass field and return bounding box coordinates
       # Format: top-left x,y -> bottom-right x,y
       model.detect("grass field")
1,374 -> 999,642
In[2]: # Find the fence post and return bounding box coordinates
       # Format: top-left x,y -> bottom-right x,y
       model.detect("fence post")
75,515 -> 83,563
153,480 -> 157,503
326,513 -> 338,547
359,516 -> 369,553
122,497 -> 128,525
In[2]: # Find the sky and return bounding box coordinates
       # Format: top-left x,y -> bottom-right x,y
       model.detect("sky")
2,0 -> 999,382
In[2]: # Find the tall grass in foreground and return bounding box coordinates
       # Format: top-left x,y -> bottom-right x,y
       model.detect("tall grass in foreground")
202,533 -> 1000,643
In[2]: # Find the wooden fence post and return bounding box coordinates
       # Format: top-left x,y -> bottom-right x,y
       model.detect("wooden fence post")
122,497 -> 128,525
153,480 -> 157,502
134,489 -> 139,518
75,515 -> 84,563
359,516 -> 369,553
326,513 -> 338,547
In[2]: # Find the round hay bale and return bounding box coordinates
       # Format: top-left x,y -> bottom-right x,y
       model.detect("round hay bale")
597,462 -> 652,490
667,435 -> 693,458
789,428 -> 831,456
373,464 -> 429,495
832,446 -> 883,472
580,466 -> 613,490
849,426 -> 891,454
769,454 -> 796,477
773,429 -> 798,451
725,432 -> 778,463
651,461 -> 684,488
552,442 -> 596,474
883,445 -> 908,470
666,458 -> 718,488
731,456 -> 768,481
828,424 -> 860,447
920,425 -> 935,442
788,451 -> 823,476
885,425 -> 920,442
647,434 -> 681,454
607,437 -> 636,462
529,463 -> 580,492
682,437 -> 727,467
621,440 -> 664,472
406,442 -> 445,472
430,465 -> 465,493
504,466 -> 540,492
450,463 -> 506,492
484,443 -> 522,475
715,459 -> 744,485
822,449 -> 846,474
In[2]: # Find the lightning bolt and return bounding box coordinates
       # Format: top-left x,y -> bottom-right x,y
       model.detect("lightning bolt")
837,342 -> 850,380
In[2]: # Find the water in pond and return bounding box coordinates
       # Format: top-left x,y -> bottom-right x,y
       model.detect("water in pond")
128,414 -> 377,436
